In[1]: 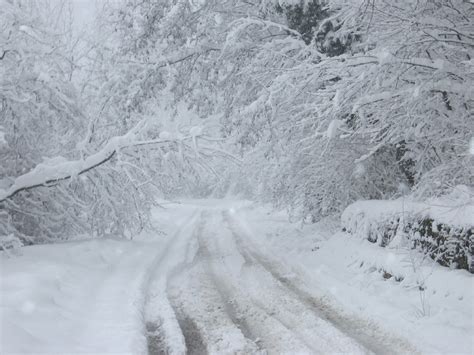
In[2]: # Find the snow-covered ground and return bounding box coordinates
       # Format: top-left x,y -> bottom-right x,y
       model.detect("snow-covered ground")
238,203 -> 474,354
1,199 -> 472,354
0,202 -> 198,354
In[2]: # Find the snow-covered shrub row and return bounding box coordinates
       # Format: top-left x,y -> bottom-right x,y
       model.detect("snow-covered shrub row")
341,187 -> 474,272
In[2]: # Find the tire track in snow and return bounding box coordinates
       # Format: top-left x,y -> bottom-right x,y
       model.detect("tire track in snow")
146,321 -> 167,355
195,232 -> 260,348
169,210 -> 315,353
174,315 -> 207,355
197,212 -> 318,354
162,209 -> 409,354
224,210 -> 419,355
165,215 -> 209,355
205,212 -> 363,354
143,210 -> 201,355
166,212 -> 259,354
179,210 -> 362,353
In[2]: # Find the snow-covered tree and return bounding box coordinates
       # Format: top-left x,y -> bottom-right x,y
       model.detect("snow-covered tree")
0,0 -> 90,244
223,0 -> 471,217
0,0 -> 229,246
3,0 -> 471,248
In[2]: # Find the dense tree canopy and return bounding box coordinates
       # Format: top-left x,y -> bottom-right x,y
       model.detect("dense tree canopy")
1,0 -> 472,246
114,0 -> 472,220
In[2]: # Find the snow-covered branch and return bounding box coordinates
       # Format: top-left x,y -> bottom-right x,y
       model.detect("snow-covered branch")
0,124 -> 206,202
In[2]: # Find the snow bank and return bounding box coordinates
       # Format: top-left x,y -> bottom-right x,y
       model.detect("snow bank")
342,187 -> 474,229
341,186 -> 474,272
0,239 -> 152,353
0,202 -> 198,354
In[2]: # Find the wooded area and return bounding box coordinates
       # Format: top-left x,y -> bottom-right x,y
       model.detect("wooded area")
1,0 -> 472,255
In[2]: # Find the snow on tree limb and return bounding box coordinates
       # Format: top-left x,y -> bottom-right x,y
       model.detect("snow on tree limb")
0,123 -> 199,203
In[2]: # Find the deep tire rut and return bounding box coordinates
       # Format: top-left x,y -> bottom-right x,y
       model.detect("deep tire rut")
196,212 -> 319,354
165,212 -> 259,354
196,235 -> 261,350
175,315 -> 208,355
199,227 -> 319,353
146,321 -> 168,355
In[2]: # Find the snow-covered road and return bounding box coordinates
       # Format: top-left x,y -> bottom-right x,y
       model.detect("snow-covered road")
146,207 -> 415,354
2,200 -> 471,354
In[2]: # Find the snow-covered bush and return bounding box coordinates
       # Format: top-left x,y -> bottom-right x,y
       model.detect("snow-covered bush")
341,186 -> 474,272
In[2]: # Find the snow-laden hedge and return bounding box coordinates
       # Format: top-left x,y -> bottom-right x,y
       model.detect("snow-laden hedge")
341,186 -> 474,273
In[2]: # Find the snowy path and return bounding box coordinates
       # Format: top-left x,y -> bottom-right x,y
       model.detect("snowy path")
147,207 -> 415,354
5,200 -> 467,354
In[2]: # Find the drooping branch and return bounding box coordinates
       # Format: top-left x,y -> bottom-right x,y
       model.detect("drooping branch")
0,119 -> 240,203
0,150 -> 118,203
0,122 -> 194,203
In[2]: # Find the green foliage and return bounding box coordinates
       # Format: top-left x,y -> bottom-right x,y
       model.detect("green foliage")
275,0 -> 355,56
413,219 -> 473,272
355,216 -> 473,273
276,0 -> 328,45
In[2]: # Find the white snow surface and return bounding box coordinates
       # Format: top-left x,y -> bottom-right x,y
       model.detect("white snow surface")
189,126 -> 203,137
1,199 -> 472,354
0,202 -> 197,354
325,119 -> 343,139
342,185 -> 474,229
